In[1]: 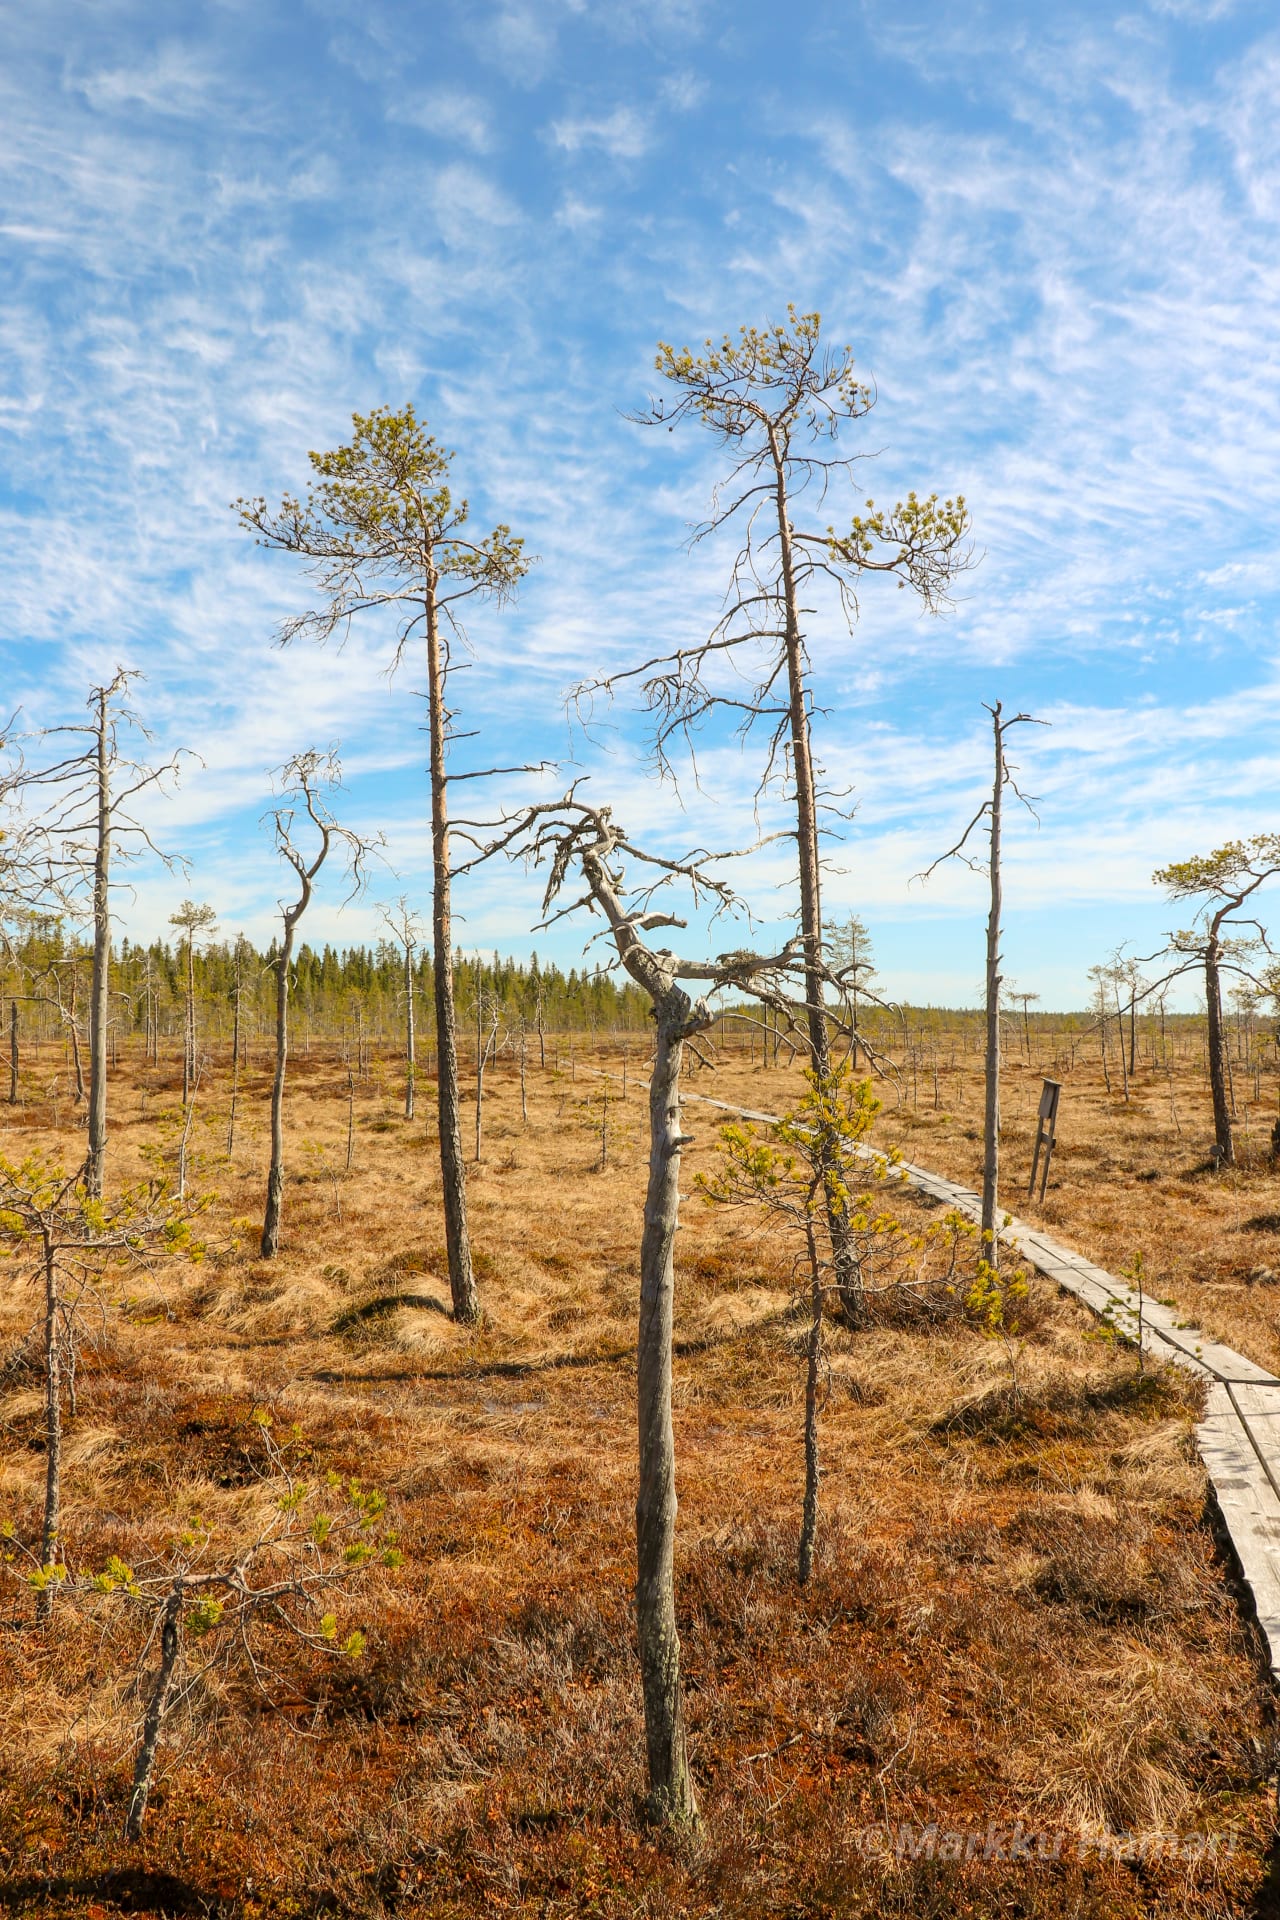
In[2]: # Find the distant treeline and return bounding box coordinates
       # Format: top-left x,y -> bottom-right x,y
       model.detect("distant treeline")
1,920 -> 652,1050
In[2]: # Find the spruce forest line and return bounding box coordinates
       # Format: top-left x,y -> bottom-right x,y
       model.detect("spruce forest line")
0,923 -> 652,1066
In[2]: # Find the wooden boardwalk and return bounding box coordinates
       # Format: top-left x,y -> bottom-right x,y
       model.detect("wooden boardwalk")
679,1084 -> 1280,1680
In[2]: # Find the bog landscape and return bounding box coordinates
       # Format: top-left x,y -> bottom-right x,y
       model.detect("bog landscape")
6,319 -> 1280,1920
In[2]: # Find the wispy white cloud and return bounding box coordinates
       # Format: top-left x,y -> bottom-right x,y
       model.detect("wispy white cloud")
548,105 -> 651,159
71,42 -> 226,119
659,70 -> 708,111
389,88 -> 495,152
467,2 -> 570,87
429,161 -> 522,244
553,195 -> 603,229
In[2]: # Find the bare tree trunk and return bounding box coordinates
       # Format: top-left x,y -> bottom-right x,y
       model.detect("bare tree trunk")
474,964 -> 483,1163
426,588 -> 477,1323
770,435 -> 862,1325
85,687 -> 111,1196
177,1066 -> 198,1204
126,1585 -> 183,1840
8,1000 -> 17,1104
1206,930 -> 1233,1166
1114,985 -> 1130,1102
519,1027 -> 528,1124
63,970 -> 86,1108
182,939 -> 194,1106
404,945 -> 416,1120
227,991 -> 241,1157
636,1010 -> 698,1826
37,1236 -> 61,1624
261,929 -> 293,1258
798,1210 -> 822,1586
982,706 -> 1004,1270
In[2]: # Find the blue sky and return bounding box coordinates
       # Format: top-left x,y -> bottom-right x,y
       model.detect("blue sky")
3,0 -> 1280,1007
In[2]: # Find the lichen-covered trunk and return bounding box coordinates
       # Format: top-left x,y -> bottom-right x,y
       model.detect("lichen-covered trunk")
86,690 -> 110,1197
1206,931 -> 1233,1166
426,585 -> 477,1323
636,1016 -> 697,1826
982,709 -> 1003,1268
37,1239 -> 61,1624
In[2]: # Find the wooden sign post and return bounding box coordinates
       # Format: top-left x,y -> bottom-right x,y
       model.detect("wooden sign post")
1028,1077 -> 1061,1201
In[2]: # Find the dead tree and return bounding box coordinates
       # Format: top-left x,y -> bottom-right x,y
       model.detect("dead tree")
483,790 -> 800,1827
169,900 -> 218,1107
1153,837 -> 1280,1167
827,913 -> 877,1067
5,674 -> 186,1194
226,936 -> 253,1157
575,310 -> 971,1322
261,752 -> 376,1258
380,898 -> 424,1120
1010,988 -> 1039,1065
473,964 -> 501,1162
919,703 -> 1044,1269
238,405 -> 539,1323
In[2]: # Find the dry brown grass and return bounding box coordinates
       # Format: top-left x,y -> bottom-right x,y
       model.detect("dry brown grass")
707,1024 -> 1280,1377
0,1036 -> 1277,1918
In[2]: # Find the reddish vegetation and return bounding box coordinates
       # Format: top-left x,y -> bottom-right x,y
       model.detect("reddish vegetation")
1,1034 -> 1278,1917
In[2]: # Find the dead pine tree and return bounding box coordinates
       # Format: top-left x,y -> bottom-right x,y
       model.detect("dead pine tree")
380,897 -> 424,1120
518,1018 -> 529,1123
919,703 -> 1045,1268
238,405 -> 541,1323
28,955 -> 88,1110
260,752 -> 377,1259
226,936 -> 253,1158
828,913 -> 877,1069
1153,837 -> 1280,1168
1010,988 -> 1039,1065
575,308 -> 971,1325
473,962 -> 501,1162
11,672 -> 188,1196
486,790 -> 800,1828
169,900 -> 218,1108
